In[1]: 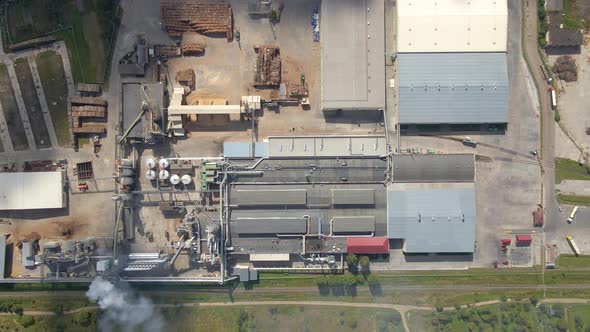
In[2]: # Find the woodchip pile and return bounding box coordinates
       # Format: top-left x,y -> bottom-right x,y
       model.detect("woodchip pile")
254,45 -> 281,87
161,1 -> 233,41
176,69 -> 195,90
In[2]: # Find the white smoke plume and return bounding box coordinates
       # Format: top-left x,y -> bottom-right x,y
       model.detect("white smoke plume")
87,277 -> 165,332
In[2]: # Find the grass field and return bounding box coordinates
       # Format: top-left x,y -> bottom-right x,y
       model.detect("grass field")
407,302 -> 570,332
4,0 -> 120,84
563,0 -> 590,30
555,158 -> 590,183
163,305 -> 404,332
557,193 -> 590,206
0,64 -> 28,151
0,313 -> 96,331
557,254 -> 590,269
13,58 -> 51,149
35,51 -> 70,146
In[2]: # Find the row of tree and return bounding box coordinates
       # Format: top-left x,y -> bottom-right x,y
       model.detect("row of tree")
345,254 -> 371,274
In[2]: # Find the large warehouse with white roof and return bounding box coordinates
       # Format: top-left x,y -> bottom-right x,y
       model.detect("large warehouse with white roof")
0,172 -> 66,210
396,0 -> 509,125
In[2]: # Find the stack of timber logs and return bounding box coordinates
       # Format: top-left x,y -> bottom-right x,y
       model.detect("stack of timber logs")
161,1 -> 233,41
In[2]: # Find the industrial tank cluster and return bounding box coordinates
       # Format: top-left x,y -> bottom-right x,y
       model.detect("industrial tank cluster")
145,157 -> 192,186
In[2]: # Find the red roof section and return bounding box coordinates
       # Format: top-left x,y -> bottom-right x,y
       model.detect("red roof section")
516,234 -> 532,242
346,237 -> 389,254
533,210 -> 544,226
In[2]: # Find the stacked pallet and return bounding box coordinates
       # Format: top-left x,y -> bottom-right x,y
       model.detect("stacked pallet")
254,45 -> 281,87
77,83 -> 102,95
161,1 -> 233,41
182,42 -> 206,56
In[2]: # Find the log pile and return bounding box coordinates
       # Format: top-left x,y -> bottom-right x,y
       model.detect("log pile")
161,1 -> 233,41
182,42 -> 206,56
157,45 -> 182,58
71,105 -> 107,118
69,96 -> 108,146
254,45 -> 281,87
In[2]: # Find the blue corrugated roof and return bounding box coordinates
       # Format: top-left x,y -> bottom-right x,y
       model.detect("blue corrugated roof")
398,53 -> 509,124
224,142 -> 268,158
387,185 -> 476,253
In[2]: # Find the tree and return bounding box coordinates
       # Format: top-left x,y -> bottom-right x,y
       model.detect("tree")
367,274 -> 379,287
18,316 -> 35,328
359,256 -> 370,269
346,254 -> 358,267
530,296 -> 539,305
74,311 -> 93,327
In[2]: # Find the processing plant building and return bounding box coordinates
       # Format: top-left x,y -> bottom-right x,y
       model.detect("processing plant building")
396,0 -> 509,125
320,0 -> 386,111
0,172 -> 66,210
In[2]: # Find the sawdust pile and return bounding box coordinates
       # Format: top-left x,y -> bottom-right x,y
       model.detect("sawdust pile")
552,56 -> 578,82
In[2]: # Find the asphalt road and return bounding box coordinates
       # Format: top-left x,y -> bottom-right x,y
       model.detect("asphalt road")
523,0 -> 559,243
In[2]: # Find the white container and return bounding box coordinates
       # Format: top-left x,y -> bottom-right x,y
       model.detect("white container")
145,158 -> 156,169
181,174 -> 192,185
170,174 -> 180,185
145,170 -> 156,180
159,170 -> 170,180
117,159 -> 132,168
119,168 -> 133,177
159,158 -> 169,169
120,177 -> 134,186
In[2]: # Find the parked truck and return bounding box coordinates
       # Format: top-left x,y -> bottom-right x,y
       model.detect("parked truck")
566,236 -> 580,256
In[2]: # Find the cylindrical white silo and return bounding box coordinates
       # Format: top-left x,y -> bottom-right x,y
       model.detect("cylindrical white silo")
159,169 -> 170,180
159,158 -> 169,169
181,174 -> 192,185
145,158 -> 156,169
170,174 -> 180,185
145,170 -> 156,180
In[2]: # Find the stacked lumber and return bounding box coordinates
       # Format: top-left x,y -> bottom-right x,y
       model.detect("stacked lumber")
77,83 -> 102,94
161,1 -> 233,41
72,125 -> 106,134
157,45 -> 182,58
254,45 -> 281,87
71,105 -> 106,118
70,96 -> 108,107
182,42 -> 206,56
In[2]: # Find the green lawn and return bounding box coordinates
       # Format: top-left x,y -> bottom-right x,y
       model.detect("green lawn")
567,304 -> 590,331
35,51 -> 70,146
558,255 -> 590,269
555,158 -> 590,183
6,0 -> 67,43
557,193 -> 590,206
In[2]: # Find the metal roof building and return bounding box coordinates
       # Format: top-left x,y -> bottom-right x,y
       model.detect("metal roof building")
397,53 -> 508,124
267,136 -> 387,158
387,183 -> 476,253
0,172 -> 66,210
397,0 -> 507,53
392,154 -> 475,183
320,0 -> 385,111
0,236 -> 5,279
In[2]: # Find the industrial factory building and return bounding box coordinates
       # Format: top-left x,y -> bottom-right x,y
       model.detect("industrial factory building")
223,137 -> 478,261
397,53 -> 509,124
388,154 -> 477,254
396,0 -> 509,125
0,172 -> 66,210
320,0 -> 385,111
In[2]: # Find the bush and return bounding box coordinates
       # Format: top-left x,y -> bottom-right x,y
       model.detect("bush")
436,305 -> 444,313
359,256 -> 370,268
554,110 -> 560,122
500,295 -> 508,302
454,304 -> 461,311
530,296 -> 539,305
74,311 -> 93,326
17,315 -> 35,328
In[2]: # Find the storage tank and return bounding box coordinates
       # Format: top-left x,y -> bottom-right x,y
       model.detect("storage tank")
159,169 -> 170,180
181,174 -> 192,185
145,170 -> 156,180
145,158 -> 156,169
120,176 -> 134,186
159,158 -> 169,169
170,174 -> 180,185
